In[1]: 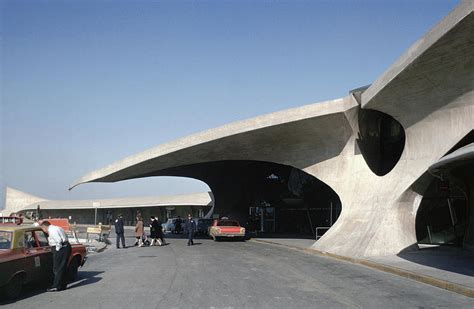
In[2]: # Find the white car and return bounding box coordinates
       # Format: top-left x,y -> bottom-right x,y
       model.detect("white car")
162,218 -> 183,233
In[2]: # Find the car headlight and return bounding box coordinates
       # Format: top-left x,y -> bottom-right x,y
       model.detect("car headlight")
240,228 -> 245,234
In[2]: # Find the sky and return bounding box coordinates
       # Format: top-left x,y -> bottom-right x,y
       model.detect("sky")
0,0 -> 460,207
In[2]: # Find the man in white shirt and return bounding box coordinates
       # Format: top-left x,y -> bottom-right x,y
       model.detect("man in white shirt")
40,221 -> 72,291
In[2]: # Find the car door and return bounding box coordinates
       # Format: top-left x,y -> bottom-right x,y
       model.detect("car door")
22,231 -> 43,283
33,230 -> 53,283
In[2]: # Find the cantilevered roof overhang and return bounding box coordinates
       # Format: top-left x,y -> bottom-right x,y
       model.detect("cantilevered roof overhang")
70,97 -> 356,189
361,1 -> 474,123
71,1 -> 473,191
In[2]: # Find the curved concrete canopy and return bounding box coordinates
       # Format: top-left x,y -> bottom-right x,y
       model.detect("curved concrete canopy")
361,1 -> 474,128
71,96 -> 356,188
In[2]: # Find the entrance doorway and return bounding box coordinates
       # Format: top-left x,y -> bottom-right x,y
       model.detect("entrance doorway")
249,206 -> 275,233
416,180 -> 469,246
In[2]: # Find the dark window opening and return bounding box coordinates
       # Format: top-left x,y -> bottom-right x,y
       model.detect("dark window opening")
357,109 -> 406,176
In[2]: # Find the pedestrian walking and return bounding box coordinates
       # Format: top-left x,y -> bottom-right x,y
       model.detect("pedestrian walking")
156,216 -> 167,245
135,216 -> 145,247
40,221 -> 71,291
115,214 -> 126,248
175,216 -> 182,234
184,214 -> 196,246
149,216 -> 160,246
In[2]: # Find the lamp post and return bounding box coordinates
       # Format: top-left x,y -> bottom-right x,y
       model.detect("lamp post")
93,202 -> 100,225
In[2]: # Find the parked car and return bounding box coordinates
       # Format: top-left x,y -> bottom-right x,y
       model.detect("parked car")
195,218 -> 213,236
162,218 -> 183,234
209,219 -> 245,241
0,225 -> 87,299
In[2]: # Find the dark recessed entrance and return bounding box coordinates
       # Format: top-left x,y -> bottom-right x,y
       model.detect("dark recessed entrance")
416,179 -> 469,246
157,160 -> 342,238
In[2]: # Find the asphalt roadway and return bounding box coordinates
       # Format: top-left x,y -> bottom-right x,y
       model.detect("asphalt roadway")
2,234 -> 473,309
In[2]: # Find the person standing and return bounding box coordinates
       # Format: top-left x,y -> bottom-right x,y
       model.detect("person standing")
114,214 -> 126,248
40,221 -> 71,291
135,216 -> 145,247
184,214 -> 196,246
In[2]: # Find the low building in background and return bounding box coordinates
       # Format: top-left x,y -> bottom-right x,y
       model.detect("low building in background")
2,187 -> 214,225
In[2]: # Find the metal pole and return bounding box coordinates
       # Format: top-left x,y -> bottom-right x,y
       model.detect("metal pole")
330,201 -> 333,226
306,205 -> 315,237
447,198 -> 457,226
94,207 -> 97,226
427,225 -> 432,244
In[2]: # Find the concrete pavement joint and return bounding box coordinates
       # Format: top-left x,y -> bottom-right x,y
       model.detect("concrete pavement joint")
250,238 -> 474,298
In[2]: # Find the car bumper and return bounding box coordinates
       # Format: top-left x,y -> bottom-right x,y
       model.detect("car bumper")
216,233 -> 245,238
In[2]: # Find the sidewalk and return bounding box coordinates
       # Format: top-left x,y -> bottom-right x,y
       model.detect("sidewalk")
251,237 -> 474,298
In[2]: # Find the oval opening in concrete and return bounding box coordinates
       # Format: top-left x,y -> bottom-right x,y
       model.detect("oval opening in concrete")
357,109 -> 406,176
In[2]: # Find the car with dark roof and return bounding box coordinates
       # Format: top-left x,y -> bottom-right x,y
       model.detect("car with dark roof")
0,225 -> 87,299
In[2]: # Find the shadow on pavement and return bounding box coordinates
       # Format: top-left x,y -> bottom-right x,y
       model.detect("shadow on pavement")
397,245 -> 474,277
0,271 -> 104,305
66,271 -> 104,290
246,232 -> 315,240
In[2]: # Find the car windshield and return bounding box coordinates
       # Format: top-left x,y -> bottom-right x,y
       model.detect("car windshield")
0,231 -> 13,249
218,221 -> 239,227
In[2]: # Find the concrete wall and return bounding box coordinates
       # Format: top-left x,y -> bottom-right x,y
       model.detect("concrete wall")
313,7 -> 474,256
4,187 -> 48,215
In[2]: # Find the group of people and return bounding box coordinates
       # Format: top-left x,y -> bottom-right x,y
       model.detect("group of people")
115,214 -> 167,248
114,213 -> 197,248
133,215 -> 167,247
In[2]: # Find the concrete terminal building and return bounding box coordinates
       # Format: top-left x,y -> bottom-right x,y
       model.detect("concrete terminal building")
64,2 -> 474,257
3,187 -> 214,225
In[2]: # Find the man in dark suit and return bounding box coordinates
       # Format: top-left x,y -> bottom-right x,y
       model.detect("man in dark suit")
114,214 -> 126,248
184,214 -> 196,246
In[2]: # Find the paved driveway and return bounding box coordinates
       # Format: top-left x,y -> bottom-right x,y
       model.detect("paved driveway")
2,236 -> 473,308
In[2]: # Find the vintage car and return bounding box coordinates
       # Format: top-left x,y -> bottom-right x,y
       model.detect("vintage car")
209,219 -> 245,241
162,218 -> 184,234
0,225 -> 87,299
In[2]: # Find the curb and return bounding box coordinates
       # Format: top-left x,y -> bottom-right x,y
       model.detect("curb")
250,238 -> 474,298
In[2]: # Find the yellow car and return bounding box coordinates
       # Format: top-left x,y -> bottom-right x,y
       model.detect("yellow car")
0,225 -> 87,299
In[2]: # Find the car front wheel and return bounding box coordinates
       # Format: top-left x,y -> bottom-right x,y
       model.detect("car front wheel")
67,257 -> 81,282
3,274 -> 24,300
